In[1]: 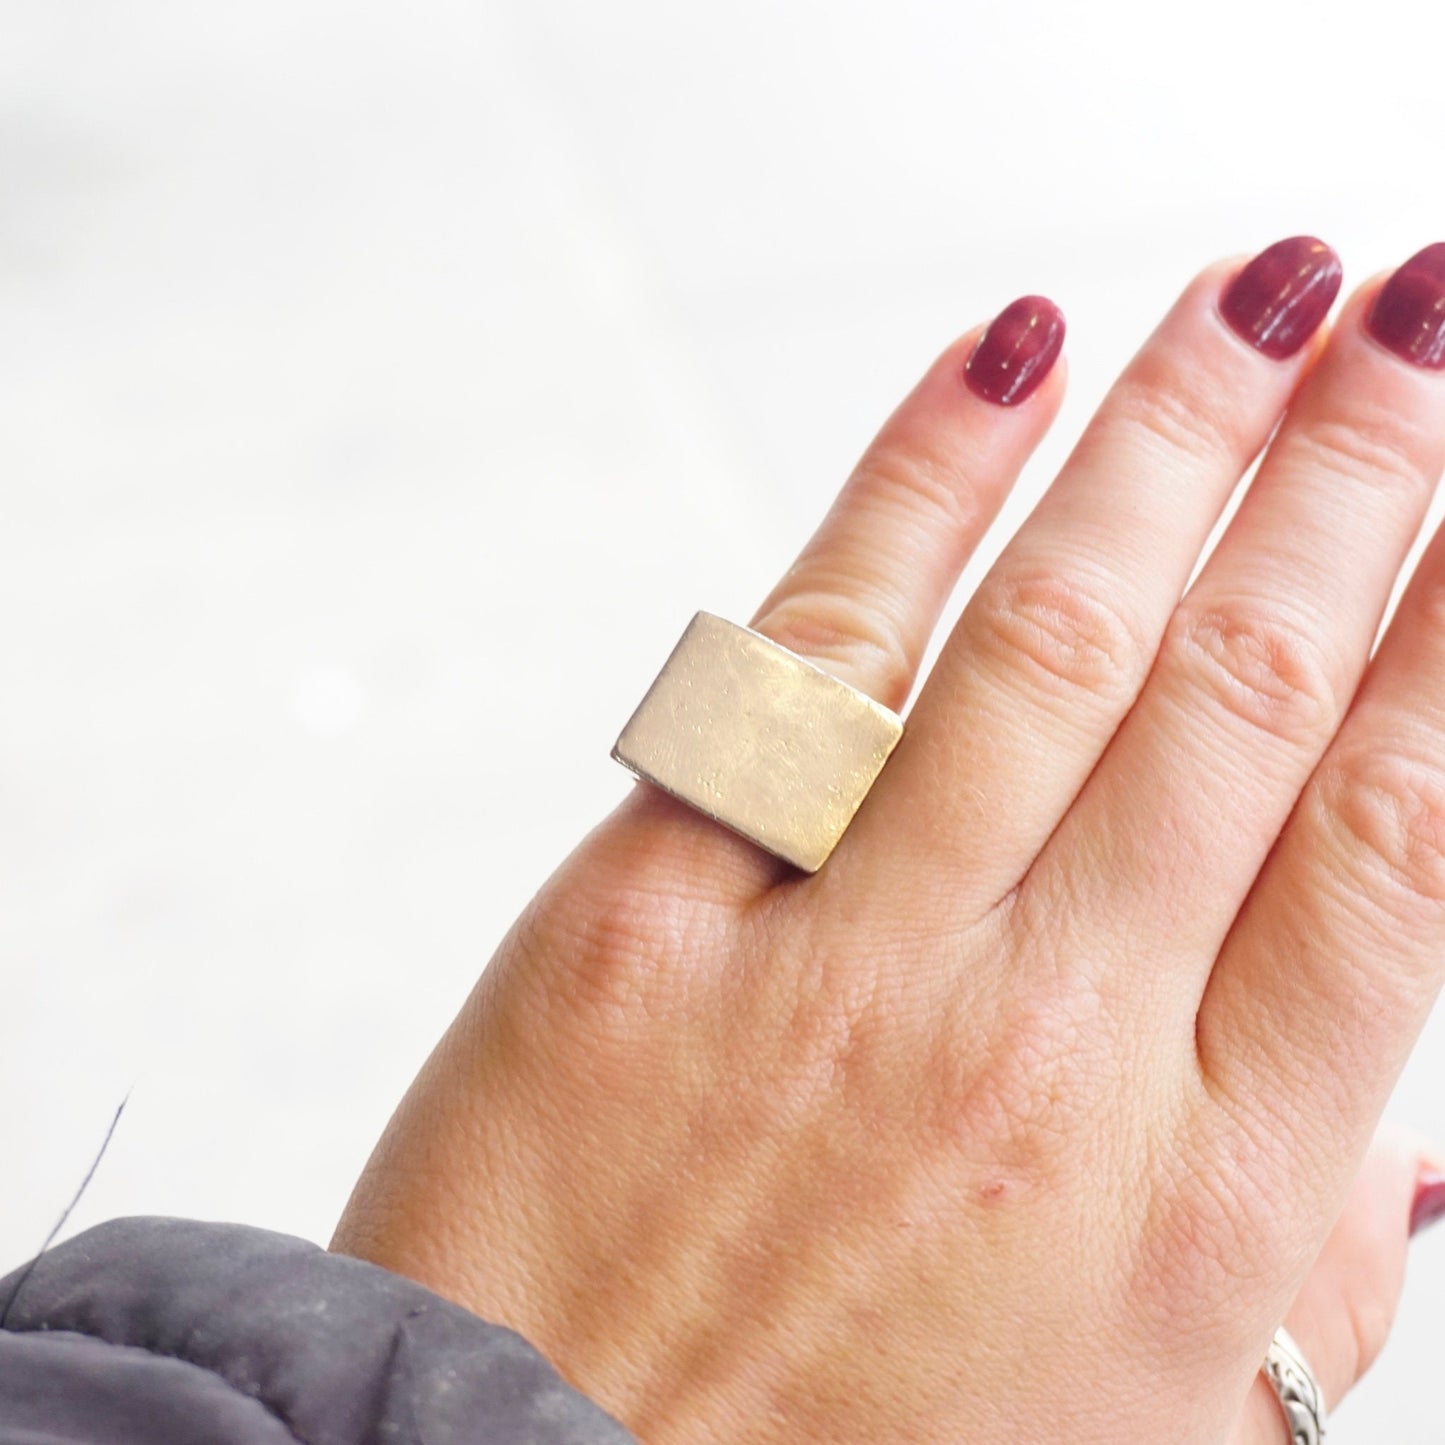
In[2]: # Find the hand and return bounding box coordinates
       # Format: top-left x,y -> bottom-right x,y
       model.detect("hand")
332,238 -> 1445,1442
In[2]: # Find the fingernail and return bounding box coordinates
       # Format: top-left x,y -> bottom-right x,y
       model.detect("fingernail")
1365,243 -> 1445,369
1410,1171 -> 1445,1237
964,295 -> 1065,406
1219,235 -> 1342,360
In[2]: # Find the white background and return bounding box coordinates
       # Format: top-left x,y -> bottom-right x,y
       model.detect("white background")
2,1 -> 1444,1437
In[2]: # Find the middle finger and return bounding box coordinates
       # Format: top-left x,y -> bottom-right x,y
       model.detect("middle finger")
833,236 -> 1340,916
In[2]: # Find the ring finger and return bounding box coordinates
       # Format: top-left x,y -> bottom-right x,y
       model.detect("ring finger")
1016,244 -> 1445,1018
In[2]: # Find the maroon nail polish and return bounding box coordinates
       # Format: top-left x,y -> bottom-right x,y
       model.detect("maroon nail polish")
1410,1171 -> 1445,1237
964,295 -> 1065,406
1366,243 -> 1445,369
1219,236 -> 1342,360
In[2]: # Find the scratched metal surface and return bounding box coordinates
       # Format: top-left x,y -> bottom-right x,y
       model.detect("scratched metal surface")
613,612 -> 901,870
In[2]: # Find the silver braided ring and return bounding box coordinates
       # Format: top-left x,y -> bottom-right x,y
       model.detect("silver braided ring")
1261,1327 -> 1328,1444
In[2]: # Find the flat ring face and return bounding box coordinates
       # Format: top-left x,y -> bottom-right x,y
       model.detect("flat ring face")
611,612 -> 904,873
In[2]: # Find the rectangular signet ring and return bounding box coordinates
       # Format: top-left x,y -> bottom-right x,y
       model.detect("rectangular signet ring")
611,611 -> 904,873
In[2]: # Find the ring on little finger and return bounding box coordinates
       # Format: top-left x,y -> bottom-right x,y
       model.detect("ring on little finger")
1261,1326 -> 1328,1444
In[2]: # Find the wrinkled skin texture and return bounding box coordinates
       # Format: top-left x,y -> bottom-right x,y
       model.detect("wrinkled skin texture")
334,251 -> 1445,1443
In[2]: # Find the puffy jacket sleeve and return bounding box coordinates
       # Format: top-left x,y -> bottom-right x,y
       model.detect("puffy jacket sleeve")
0,1215 -> 639,1444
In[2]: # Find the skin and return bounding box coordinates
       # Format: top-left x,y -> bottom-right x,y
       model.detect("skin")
331,252 -> 1445,1442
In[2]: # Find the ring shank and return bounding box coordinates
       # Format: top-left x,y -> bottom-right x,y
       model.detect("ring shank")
1261,1327 -> 1327,1444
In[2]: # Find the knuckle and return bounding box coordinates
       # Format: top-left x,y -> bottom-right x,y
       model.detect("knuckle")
1312,744 -> 1445,917
516,874 -> 710,1038
760,588 -> 913,704
536,891 -> 665,1027
923,991 -> 1100,1190
856,434 -> 981,539
1113,368 -> 1239,470
778,958 -> 891,1111
1165,599 -> 1340,749
1133,1128 -> 1286,1342
1290,412 -> 1432,508
967,565 -> 1150,705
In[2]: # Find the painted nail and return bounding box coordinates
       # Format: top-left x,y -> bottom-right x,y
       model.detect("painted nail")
964,295 -> 1065,406
1410,1171 -> 1445,1237
1366,242 -> 1445,369
1219,235 -> 1342,360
